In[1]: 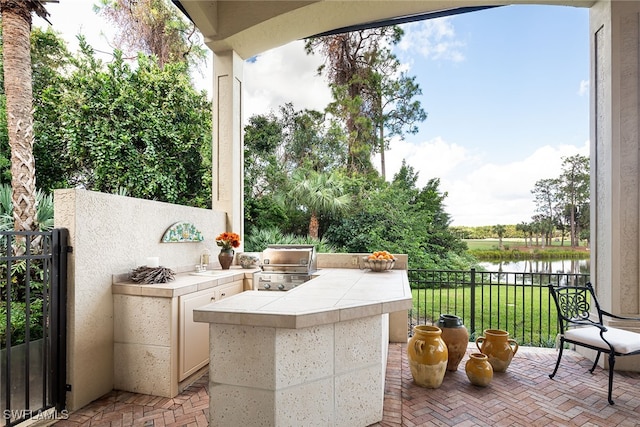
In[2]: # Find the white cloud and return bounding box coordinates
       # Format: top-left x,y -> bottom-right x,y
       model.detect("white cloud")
377,138 -> 590,227
35,1 -> 115,58
578,79 -> 589,96
397,18 -> 466,62
244,41 -> 332,120
373,136 -> 472,184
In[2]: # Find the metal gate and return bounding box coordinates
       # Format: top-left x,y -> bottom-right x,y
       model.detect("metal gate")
1,229 -> 68,426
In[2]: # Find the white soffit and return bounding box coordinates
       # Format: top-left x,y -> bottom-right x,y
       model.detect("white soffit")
177,0 -> 595,59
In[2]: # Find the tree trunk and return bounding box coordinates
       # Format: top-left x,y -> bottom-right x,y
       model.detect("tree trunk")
309,212 -> 319,239
1,0 -> 38,231
379,123 -> 386,179
570,205 -> 577,247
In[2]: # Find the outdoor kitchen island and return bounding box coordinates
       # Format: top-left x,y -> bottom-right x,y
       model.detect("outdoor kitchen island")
193,253 -> 411,427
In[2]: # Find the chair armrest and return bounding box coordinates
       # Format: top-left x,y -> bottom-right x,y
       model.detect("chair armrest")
600,310 -> 640,322
566,319 -> 607,331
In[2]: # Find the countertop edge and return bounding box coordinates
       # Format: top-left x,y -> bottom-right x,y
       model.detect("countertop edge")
193,268 -> 412,329
111,268 -> 256,297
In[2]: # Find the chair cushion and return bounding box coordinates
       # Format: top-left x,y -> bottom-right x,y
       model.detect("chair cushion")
565,326 -> 640,354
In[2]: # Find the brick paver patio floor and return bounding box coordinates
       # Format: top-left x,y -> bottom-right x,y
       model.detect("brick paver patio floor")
51,343 -> 640,426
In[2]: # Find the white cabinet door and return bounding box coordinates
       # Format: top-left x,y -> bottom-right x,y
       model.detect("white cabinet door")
179,280 -> 245,381
179,288 -> 216,381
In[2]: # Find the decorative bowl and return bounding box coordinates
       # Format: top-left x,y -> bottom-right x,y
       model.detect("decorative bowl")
238,254 -> 259,269
362,257 -> 396,272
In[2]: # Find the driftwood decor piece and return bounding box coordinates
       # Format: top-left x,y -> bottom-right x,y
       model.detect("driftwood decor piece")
130,266 -> 176,284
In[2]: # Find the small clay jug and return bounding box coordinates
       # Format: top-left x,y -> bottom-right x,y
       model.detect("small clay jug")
407,325 -> 448,388
465,353 -> 493,387
436,314 -> 469,371
475,329 -> 519,373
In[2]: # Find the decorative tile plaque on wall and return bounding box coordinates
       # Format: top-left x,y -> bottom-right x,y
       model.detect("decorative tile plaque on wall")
161,222 -> 204,242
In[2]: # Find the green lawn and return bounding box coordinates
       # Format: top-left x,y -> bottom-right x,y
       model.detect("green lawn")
410,283 -> 561,347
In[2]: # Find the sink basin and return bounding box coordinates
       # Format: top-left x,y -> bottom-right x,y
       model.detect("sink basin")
188,270 -> 231,277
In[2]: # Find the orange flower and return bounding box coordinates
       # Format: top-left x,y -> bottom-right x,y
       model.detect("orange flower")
215,232 -> 241,250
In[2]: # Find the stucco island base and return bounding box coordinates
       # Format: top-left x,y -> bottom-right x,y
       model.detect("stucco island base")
194,265 -> 411,427
208,315 -> 387,426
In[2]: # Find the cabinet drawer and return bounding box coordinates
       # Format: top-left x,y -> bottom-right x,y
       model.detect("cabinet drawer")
214,280 -> 243,300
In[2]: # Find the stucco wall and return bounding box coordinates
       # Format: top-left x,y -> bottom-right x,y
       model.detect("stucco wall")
591,0 -> 640,315
53,189 -> 227,410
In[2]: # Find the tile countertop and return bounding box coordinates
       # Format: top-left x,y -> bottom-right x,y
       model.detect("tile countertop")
192,268 -> 412,329
112,268 -> 256,298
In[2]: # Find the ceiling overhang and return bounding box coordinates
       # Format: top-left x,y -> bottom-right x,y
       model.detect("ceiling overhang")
174,0 -> 595,59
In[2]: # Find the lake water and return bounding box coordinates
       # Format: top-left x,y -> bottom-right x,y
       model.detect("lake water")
479,258 -> 590,275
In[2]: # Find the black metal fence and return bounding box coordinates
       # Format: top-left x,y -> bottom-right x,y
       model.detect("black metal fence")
407,268 -> 590,346
1,229 -> 68,426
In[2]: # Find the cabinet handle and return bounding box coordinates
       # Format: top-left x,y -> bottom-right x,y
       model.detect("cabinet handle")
210,297 -> 215,302
221,293 -> 226,297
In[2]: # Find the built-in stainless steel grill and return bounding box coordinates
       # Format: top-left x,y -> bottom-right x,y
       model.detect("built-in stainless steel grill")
254,244 -> 317,291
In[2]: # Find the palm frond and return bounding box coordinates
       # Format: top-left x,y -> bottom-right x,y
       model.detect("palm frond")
35,189 -> 54,231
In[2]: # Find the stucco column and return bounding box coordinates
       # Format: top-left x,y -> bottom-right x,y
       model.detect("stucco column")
212,50 -> 244,243
591,1 -> 640,318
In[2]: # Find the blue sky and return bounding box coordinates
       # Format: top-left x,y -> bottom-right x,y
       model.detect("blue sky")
400,5 -> 589,163
37,2 -> 590,227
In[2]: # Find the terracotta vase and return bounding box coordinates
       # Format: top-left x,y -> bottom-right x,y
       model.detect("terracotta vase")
465,353 -> 493,387
218,249 -> 235,270
436,314 -> 469,371
407,325 -> 448,388
475,329 -> 519,373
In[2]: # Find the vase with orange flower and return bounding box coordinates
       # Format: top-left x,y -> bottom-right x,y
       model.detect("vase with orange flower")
215,232 -> 240,269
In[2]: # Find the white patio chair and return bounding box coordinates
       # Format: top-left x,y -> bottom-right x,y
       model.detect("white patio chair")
548,282 -> 640,405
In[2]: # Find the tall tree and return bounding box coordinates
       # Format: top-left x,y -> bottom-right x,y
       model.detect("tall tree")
243,112 -> 286,199
0,0 -> 49,231
493,224 -> 506,250
30,27 -> 72,191
96,0 -> 207,70
515,222 -> 531,247
275,103 -> 347,175
558,154 -> 589,247
306,26 -> 425,174
368,47 -> 426,178
531,177 -> 560,246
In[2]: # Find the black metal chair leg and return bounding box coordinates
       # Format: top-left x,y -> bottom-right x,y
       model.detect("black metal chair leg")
607,353 -> 615,405
549,338 -> 565,379
590,351 -> 601,373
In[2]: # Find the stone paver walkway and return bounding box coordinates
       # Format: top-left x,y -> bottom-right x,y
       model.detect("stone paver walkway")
51,344 -> 640,426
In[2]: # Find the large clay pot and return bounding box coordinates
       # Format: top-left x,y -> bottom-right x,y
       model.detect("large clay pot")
475,329 -> 519,373
465,353 -> 493,387
436,314 -> 469,371
218,249 -> 235,270
407,325 -> 448,388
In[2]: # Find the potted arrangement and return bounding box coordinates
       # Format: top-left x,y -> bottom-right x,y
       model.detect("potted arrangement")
215,232 -> 241,269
